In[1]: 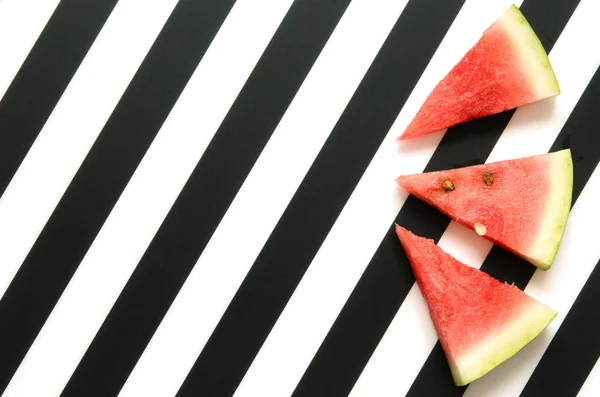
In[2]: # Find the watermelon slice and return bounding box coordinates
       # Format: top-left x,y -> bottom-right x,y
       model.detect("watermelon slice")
396,149 -> 573,270
396,149 -> 572,270
395,225 -> 557,386
398,4 -> 560,140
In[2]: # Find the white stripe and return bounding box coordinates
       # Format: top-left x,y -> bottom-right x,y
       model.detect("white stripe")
0,0 -> 176,302
578,358 -> 600,397
352,0 -> 600,395
0,0 -> 181,395
464,163 -> 600,397
0,0 -> 60,101
232,1 -> 522,396
3,1 -> 294,396
121,1 -> 411,396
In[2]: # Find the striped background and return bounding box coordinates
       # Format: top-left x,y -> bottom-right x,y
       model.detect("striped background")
0,0 -> 598,396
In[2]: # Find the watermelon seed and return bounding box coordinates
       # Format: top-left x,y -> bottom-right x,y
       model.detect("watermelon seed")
442,180 -> 455,191
483,169 -> 494,186
474,222 -> 487,236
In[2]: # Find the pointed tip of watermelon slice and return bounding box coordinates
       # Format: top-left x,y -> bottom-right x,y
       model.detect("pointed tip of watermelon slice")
394,223 -> 408,244
395,224 -> 424,246
395,175 -> 411,189
398,123 -> 447,141
394,223 -> 409,239
396,129 -> 420,141
395,174 -> 427,200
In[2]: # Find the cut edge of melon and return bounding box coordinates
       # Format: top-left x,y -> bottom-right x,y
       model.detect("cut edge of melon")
500,5 -> 561,99
525,149 -> 573,270
448,300 -> 557,386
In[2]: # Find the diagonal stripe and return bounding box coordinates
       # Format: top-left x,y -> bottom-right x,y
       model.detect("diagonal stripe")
578,358 -> 600,397
125,3 -> 383,397
0,0 -> 236,394
0,0 -> 123,301
295,0 -> 579,395
170,0 -> 468,395
118,0 -> 408,395
521,255 -> 600,396
57,0 -> 353,396
0,0 -> 181,385
0,0 -> 169,309
462,65 -> 600,397
0,1 -> 292,397
0,0 -> 60,102
235,1 -> 520,396
0,0 -> 118,198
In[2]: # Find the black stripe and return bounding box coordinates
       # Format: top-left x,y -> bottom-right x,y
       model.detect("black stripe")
518,68 -> 600,397
294,0 -> 580,396
59,1 -> 351,396
408,58 -> 600,397
0,0 -> 236,393
0,0 -> 118,198
177,1 -> 466,396
521,260 -> 600,397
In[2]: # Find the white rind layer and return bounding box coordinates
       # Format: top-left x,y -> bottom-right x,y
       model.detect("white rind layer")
499,4 -> 561,99
526,149 -> 573,269
448,301 -> 557,386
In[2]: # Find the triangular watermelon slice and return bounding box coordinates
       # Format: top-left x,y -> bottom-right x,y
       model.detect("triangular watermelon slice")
396,149 -> 572,270
395,225 -> 557,386
398,4 -> 560,140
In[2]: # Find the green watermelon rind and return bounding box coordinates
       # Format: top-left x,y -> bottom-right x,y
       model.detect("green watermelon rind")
450,300 -> 557,386
502,5 -> 561,98
525,149 -> 573,270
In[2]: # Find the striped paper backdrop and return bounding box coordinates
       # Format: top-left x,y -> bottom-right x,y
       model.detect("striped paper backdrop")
0,0 -> 598,396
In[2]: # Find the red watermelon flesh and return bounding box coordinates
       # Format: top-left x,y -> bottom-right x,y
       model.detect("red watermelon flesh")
398,5 -> 560,140
396,149 -> 572,270
395,225 -> 557,386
